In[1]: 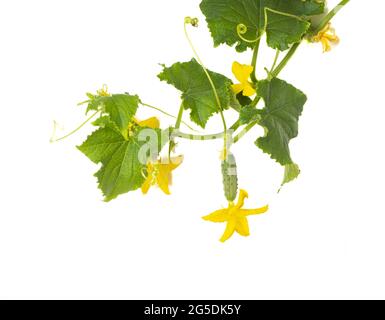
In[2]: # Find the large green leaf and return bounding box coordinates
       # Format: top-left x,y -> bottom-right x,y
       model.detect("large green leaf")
85,94 -> 139,137
77,127 -> 123,164
158,59 -> 233,128
102,94 -> 139,133
93,136 -> 146,202
200,0 -> 325,52
265,9 -> 310,51
256,78 -> 307,166
78,125 -> 165,201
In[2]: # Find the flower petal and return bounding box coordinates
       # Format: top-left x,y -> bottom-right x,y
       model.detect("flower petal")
242,84 -> 256,97
232,62 -> 244,83
240,205 -> 269,216
136,117 -> 160,129
220,220 -> 237,242
231,83 -> 245,95
235,189 -> 249,209
141,175 -> 153,194
232,62 -> 253,83
169,155 -> 184,170
235,216 -> 250,237
323,33 -> 339,44
141,164 -> 154,194
321,38 -> 331,52
156,166 -> 171,195
202,209 -> 229,222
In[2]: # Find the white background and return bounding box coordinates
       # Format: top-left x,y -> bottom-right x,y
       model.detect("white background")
0,0 -> 384,300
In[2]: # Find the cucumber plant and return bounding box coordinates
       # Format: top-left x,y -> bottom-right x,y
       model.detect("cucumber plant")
52,0 -> 350,242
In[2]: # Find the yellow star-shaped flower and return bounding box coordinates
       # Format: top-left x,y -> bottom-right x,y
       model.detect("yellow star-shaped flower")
231,62 -> 256,97
141,156 -> 184,195
203,189 -> 268,242
312,23 -> 340,53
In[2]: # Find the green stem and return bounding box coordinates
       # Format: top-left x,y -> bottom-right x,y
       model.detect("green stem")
175,103 -> 184,130
250,38 -> 261,83
230,120 -> 241,131
184,22 -> 226,131
173,130 -> 225,141
233,119 -> 259,143
270,49 -> 280,75
271,42 -> 301,78
315,0 -> 350,34
50,110 -> 100,143
184,20 -> 228,155
251,96 -> 261,108
168,102 -> 185,157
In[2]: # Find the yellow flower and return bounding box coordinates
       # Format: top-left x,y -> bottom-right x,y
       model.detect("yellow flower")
231,62 -> 256,97
312,23 -> 340,53
203,189 -> 268,242
126,116 -> 160,138
134,117 -> 160,129
141,156 -> 184,195
96,84 -> 110,97
133,116 -> 182,196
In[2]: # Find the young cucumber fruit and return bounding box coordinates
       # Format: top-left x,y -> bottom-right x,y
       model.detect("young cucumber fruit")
221,153 -> 238,202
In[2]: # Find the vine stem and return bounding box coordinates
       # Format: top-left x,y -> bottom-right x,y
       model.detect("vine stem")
269,49 -> 280,75
184,20 -> 228,156
50,110 -> 100,143
168,102 -> 185,157
230,120 -> 241,131
233,119 -> 259,143
250,38 -> 261,83
175,102 -> 184,130
173,130 -> 225,141
271,42 -> 301,78
315,0 -> 351,34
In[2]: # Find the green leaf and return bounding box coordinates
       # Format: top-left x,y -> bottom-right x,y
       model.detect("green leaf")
256,78 -> 307,166
265,9 -> 310,51
77,127 -> 124,164
158,59 -> 233,128
92,115 -> 121,133
93,136 -> 146,202
78,126 -> 166,201
84,94 -> 139,137
200,0 -> 325,52
282,163 -> 301,186
85,96 -> 101,113
101,94 -> 139,134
